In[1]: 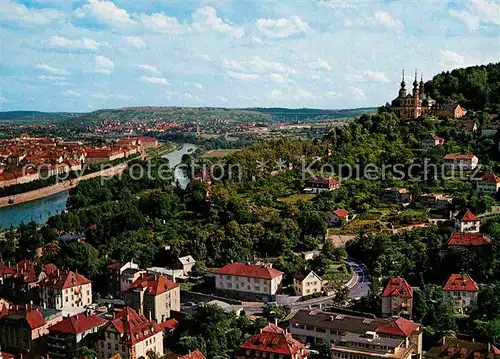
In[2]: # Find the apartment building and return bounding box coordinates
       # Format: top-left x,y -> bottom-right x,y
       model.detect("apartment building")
95,307 -> 163,359
289,309 -> 423,359
454,209 -> 480,233
443,274 -> 479,315
124,273 -> 180,323
239,323 -> 308,359
477,172 -> 500,194
293,271 -> 323,296
215,262 -> 284,302
425,336 -> 500,359
381,277 -> 413,319
39,269 -> 92,313
46,312 -> 107,358
0,306 -> 63,353
107,261 -> 140,298
442,154 -> 478,170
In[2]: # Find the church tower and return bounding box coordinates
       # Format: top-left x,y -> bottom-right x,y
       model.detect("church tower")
398,70 -> 406,97
419,73 -> 425,98
412,69 -> 419,98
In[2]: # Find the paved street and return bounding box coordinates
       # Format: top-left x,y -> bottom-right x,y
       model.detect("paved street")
346,257 -> 371,299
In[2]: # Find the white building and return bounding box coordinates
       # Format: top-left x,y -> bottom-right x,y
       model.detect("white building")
442,154 -> 478,170
454,209 -> 480,233
443,274 -> 479,315
477,172 -> 500,194
293,271 -> 323,296
215,262 -> 283,302
39,270 -> 92,313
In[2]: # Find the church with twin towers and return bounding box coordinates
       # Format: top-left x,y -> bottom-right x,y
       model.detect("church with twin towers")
390,70 -> 436,120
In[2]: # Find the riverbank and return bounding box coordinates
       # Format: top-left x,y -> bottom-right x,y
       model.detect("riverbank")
0,163 -> 128,209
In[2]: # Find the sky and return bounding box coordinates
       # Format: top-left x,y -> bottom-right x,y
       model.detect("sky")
1,0 -> 499,112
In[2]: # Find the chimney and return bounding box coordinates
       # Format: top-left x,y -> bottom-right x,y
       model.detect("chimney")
149,311 -> 152,322
274,318 -> 278,326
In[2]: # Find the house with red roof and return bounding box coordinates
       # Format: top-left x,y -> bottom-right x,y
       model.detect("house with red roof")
447,233 -> 491,250
289,309 -> 423,359
124,273 -> 180,323
0,305 -> 63,353
477,172 -> 500,194
95,307 -> 163,359
46,312 -> 107,358
0,351 -> 15,359
422,133 -> 445,150
381,187 -> 411,203
38,269 -> 92,313
426,336 -> 500,359
454,209 -> 481,233
303,176 -> 340,194
443,274 -> 479,315
442,154 -> 478,170
328,208 -> 350,226
381,277 -> 414,319
165,349 -> 207,359
137,136 -> 159,150
239,326 -> 308,359
215,262 -> 284,302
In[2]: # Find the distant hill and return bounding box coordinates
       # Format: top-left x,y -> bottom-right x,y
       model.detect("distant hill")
0,106 -> 376,125
0,111 -> 81,122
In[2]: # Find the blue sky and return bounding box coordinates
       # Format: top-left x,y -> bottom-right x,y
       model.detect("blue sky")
1,0 -> 499,112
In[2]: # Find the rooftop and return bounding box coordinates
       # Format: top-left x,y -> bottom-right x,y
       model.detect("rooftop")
216,262 -> 283,280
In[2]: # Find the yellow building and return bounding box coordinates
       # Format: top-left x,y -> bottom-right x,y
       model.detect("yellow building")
390,70 -> 436,120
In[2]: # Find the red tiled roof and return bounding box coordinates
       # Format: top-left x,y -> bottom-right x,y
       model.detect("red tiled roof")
159,318 -> 178,332
178,350 -> 206,359
104,307 -> 162,345
308,176 -> 339,186
491,345 -> 500,355
332,209 -> 349,218
107,261 -> 125,270
25,309 -> 47,329
0,263 -> 14,277
443,154 -> 476,160
216,262 -> 283,280
49,313 -> 107,334
39,269 -> 91,290
375,317 -> 419,337
240,330 -> 307,357
443,274 -> 479,292
42,263 -> 58,275
480,172 -> 500,183
447,233 -> 491,246
460,209 -> 480,222
0,352 -> 15,359
382,277 -> 413,298
126,273 -> 178,296
261,322 -> 284,333
138,136 -> 158,143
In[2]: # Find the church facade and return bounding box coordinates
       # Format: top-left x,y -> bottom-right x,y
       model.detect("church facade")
390,70 -> 436,120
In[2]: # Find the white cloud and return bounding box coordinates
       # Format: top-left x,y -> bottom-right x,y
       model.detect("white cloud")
222,57 -> 294,74
374,11 -> 404,31
91,92 -> 132,100
256,15 -> 312,38
136,12 -> 184,34
295,88 -> 314,100
439,49 -> 466,68
360,70 -> 390,83
471,0 -> 500,26
200,53 -> 212,61
344,19 -> 353,27
47,36 -> 105,51
217,96 -> 228,102
193,7 -> 244,38
348,86 -> 366,100
140,76 -> 169,85
74,0 -> 134,27
37,75 -> 67,81
0,97 -> 7,103
124,36 -> 146,48
309,59 -> 332,71
449,9 -> 480,31
319,0 -> 357,9
137,64 -> 160,74
269,74 -> 286,83
227,71 -> 260,80
63,90 -> 81,97
1,0 -> 64,25
268,90 -> 284,101
325,91 -> 342,98
95,55 -> 115,75
35,64 -> 69,76
194,83 -> 203,89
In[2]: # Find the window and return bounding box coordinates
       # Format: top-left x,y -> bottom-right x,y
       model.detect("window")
255,286 -> 260,292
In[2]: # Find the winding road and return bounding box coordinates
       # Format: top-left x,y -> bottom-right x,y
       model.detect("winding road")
346,256 -> 371,299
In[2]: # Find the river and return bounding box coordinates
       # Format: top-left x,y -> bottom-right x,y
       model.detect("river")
0,143 -> 197,229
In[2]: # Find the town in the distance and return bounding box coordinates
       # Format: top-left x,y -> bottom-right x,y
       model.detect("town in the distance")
0,62 -> 499,359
